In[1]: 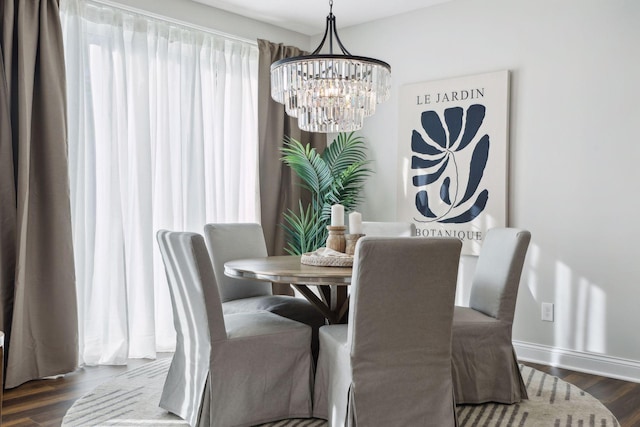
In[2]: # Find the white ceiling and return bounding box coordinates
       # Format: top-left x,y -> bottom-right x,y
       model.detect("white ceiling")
191,0 -> 451,35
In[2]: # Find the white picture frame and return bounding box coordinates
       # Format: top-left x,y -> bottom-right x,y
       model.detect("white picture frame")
397,70 -> 510,255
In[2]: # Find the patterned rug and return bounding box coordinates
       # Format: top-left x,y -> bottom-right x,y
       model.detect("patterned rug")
62,358 -> 619,426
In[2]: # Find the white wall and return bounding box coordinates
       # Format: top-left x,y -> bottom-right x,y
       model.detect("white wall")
102,0 -> 640,380
334,0 -> 640,378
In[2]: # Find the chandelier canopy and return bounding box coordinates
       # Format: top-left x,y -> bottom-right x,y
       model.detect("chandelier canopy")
270,1 -> 391,133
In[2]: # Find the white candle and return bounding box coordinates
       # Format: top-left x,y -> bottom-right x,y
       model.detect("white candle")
349,211 -> 362,234
331,204 -> 344,226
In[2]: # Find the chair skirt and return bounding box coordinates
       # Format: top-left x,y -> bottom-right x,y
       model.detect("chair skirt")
451,306 -> 528,405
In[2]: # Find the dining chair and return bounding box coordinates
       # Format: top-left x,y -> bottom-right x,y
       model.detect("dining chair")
203,223 -> 326,360
451,227 -> 531,404
313,236 -> 462,427
361,221 -> 416,237
156,230 -> 314,427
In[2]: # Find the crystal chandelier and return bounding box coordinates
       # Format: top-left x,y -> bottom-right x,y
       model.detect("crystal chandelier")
270,0 -> 391,133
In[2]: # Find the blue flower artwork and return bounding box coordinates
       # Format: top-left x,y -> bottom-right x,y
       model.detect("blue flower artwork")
411,104 -> 489,224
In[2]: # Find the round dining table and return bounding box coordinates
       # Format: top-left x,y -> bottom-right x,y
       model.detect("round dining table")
224,255 -> 352,324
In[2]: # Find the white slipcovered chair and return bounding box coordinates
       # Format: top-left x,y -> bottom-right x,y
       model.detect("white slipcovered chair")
156,230 -> 314,426
313,236 -> 462,427
361,221 -> 416,237
203,223 -> 326,359
451,227 -> 531,404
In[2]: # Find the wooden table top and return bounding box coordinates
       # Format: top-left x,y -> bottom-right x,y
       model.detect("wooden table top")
224,255 -> 352,286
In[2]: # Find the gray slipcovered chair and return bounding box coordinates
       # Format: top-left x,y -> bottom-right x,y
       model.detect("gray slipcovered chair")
156,230 -> 314,427
313,236 -> 462,427
451,227 -> 531,405
203,223 -> 326,360
361,221 -> 416,237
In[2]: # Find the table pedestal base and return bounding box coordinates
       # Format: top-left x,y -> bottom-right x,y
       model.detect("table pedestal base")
293,285 -> 349,324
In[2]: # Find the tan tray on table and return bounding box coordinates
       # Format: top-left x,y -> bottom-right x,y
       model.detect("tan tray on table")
300,252 -> 353,267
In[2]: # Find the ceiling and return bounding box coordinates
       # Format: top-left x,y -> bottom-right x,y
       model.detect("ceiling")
191,0 -> 451,35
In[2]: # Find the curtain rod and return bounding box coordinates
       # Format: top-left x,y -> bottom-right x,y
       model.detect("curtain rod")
85,0 -> 258,46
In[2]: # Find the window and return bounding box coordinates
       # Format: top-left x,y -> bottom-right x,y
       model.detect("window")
61,0 -> 259,364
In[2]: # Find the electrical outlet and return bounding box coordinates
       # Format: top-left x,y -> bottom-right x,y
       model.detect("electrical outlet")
541,302 -> 554,322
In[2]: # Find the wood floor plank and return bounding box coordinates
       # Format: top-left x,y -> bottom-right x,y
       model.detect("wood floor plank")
2,418 -> 42,427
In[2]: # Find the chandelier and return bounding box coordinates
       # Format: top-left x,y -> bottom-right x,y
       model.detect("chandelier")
270,0 -> 391,133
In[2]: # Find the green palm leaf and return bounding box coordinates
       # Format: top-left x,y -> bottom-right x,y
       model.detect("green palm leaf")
281,136 -> 332,195
280,133 -> 372,254
282,201 -> 326,255
322,132 -> 370,178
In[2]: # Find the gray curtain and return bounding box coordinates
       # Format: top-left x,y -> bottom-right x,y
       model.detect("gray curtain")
0,0 -> 78,388
257,39 -> 326,294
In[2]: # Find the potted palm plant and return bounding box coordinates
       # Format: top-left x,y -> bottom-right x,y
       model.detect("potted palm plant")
281,132 -> 372,255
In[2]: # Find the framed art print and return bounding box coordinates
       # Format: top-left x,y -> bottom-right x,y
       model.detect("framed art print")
397,70 -> 510,255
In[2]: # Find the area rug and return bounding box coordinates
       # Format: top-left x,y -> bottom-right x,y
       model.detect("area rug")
62,358 -> 619,426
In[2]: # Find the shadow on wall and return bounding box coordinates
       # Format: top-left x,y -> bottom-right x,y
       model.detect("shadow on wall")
554,261 -> 606,355
516,242 -> 608,358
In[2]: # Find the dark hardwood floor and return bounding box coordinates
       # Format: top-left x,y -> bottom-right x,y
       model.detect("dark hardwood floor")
1,358 -> 639,426
1,358 -> 158,427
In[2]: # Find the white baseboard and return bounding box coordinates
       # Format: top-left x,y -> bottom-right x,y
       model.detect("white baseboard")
513,340 -> 640,384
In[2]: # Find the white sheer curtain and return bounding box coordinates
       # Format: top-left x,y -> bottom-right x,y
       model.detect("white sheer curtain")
61,0 -> 260,365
